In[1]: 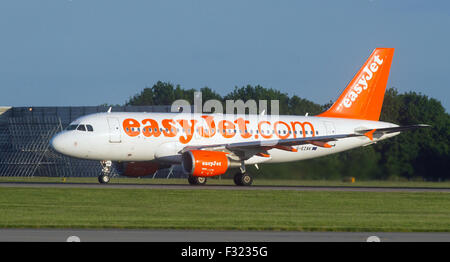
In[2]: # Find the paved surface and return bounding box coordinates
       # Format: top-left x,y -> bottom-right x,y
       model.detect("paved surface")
1,182 -> 450,192
1,229 -> 449,242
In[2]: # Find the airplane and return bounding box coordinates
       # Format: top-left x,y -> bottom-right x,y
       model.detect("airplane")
50,48 -> 428,185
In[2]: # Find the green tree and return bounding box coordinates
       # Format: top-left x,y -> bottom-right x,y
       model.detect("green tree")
288,95 -> 324,115
376,89 -> 449,180
223,85 -> 291,115
126,87 -> 154,106
200,87 -> 222,101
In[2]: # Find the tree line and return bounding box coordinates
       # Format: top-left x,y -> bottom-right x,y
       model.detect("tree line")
126,81 -> 450,181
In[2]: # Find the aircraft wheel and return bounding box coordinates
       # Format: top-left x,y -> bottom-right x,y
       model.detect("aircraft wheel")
98,174 -> 110,184
234,172 -> 243,186
188,176 -> 196,185
188,175 -> 207,185
234,172 -> 253,186
240,173 -> 253,186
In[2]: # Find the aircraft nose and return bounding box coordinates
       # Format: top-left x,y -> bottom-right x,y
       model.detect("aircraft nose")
50,133 -> 66,154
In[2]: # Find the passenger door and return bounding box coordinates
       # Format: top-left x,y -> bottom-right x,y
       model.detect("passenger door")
107,118 -> 122,143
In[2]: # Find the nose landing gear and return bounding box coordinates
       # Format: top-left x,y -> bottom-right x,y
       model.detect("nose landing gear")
98,160 -> 112,184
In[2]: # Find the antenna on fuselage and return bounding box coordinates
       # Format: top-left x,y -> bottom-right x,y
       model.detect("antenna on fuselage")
107,107 -> 112,113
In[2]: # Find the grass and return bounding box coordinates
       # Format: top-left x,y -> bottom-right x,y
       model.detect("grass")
1,176 -> 449,188
0,187 -> 449,232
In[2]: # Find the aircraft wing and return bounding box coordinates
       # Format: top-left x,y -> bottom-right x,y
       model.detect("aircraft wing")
181,124 -> 430,160
181,133 -> 360,160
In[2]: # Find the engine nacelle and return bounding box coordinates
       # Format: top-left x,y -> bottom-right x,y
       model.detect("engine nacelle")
182,150 -> 230,177
114,161 -> 167,177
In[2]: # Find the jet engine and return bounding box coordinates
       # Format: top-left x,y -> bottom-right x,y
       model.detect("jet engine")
182,150 -> 230,177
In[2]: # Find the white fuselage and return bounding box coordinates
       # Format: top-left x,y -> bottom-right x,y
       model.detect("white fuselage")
50,112 -> 399,166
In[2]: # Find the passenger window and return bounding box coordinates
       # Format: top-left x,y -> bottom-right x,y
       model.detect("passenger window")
77,125 -> 86,131
86,125 -> 94,132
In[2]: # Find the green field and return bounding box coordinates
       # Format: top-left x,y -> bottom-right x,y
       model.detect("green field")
1,176 -> 450,188
0,187 -> 449,232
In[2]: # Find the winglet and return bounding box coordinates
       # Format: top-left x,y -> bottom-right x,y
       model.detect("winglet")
364,129 -> 376,141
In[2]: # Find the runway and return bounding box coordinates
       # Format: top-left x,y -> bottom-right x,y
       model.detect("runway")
1,229 -> 449,242
0,181 -> 449,193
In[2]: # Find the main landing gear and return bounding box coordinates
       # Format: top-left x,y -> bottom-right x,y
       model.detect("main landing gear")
188,175 -> 207,185
187,162 -> 254,186
98,160 -> 112,184
233,161 -> 253,186
233,172 -> 253,186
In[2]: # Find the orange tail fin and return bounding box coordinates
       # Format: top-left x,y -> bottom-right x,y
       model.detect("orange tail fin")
318,48 -> 395,121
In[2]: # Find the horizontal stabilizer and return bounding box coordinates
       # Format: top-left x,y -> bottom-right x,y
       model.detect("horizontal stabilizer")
356,124 -> 430,136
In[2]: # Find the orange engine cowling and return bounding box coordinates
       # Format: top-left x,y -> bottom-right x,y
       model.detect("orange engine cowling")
182,150 -> 229,177
114,161 -> 166,177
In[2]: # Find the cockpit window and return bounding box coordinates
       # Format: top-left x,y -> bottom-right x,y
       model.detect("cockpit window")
77,125 -> 86,131
66,125 -> 78,131
66,123 -> 93,132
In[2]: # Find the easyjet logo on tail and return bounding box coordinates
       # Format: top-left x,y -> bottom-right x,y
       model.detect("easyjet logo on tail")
318,48 -> 394,121
343,55 -> 383,108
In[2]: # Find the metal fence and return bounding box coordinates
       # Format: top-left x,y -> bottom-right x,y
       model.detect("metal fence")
0,106 -> 186,178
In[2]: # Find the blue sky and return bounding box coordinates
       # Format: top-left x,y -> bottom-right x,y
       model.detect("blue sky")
0,0 -> 449,111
